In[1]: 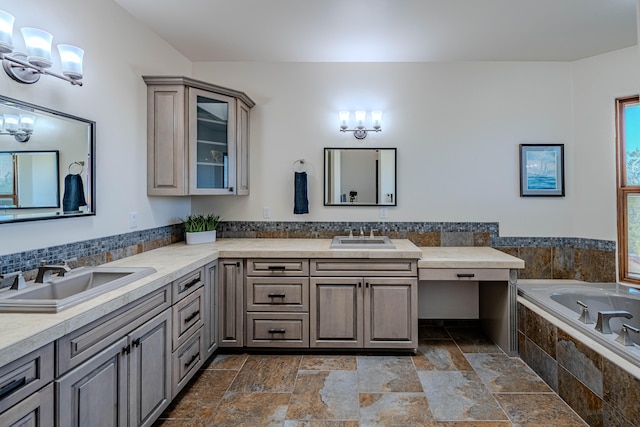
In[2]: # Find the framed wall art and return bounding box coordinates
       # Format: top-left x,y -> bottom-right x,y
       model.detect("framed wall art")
519,144 -> 565,197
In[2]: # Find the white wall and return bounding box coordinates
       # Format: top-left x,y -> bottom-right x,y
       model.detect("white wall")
571,46 -> 640,241
192,62 -> 576,237
0,0 -> 192,255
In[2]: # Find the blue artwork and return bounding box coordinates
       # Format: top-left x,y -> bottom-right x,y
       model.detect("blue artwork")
526,151 -> 558,190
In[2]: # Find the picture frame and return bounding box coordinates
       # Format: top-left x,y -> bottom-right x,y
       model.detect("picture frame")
519,144 -> 565,197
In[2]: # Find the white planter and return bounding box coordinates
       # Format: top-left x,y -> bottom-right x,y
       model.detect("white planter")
185,230 -> 216,245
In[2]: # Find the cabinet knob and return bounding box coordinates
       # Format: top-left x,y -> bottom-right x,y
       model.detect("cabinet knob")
131,338 -> 141,347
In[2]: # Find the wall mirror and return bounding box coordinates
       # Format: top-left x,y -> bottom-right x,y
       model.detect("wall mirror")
324,147 -> 397,206
0,95 -> 95,224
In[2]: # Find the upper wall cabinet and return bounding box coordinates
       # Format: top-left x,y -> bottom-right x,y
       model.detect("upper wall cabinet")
143,76 -> 255,196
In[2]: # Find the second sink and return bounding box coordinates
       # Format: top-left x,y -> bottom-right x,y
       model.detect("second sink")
0,266 -> 157,313
330,236 -> 396,249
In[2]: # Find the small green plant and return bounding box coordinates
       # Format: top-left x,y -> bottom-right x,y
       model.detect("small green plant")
183,213 -> 220,233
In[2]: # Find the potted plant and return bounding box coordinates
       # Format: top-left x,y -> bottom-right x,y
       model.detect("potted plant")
183,213 -> 221,244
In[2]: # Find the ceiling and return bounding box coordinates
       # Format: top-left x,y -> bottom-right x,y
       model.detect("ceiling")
114,0 -> 638,62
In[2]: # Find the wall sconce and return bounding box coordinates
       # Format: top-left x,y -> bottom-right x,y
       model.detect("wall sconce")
0,9 -> 84,86
339,110 -> 382,139
0,113 -> 35,142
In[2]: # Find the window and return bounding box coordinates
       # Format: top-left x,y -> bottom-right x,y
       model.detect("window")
616,95 -> 640,284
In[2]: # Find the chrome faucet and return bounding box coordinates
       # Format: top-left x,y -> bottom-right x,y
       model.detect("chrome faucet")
576,300 -> 594,324
359,227 -> 364,238
0,271 -> 26,290
615,323 -> 639,346
595,310 -> 633,334
369,228 -> 378,238
35,260 -> 72,283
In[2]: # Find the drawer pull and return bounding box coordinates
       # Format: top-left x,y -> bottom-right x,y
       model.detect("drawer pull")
184,310 -> 200,323
0,378 -> 26,400
184,353 -> 199,368
456,273 -> 475,278
267,266 -> 286,271
268,293 -> 286,298
132,338 -> 141,348
183,277 -> 200,290
268,328 -> 286,334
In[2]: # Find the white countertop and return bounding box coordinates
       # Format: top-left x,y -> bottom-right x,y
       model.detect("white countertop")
0,239 -> 523,366
418,246 -> 525,269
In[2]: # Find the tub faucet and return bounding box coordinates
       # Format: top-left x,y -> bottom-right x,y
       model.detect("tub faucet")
595,310 -> 633,334
615,323 -> 639,346
35,260 -> 72,283
576,300 -> 594,324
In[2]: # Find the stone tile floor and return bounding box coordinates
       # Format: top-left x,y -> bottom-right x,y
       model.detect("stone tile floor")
154,325 -> 587,426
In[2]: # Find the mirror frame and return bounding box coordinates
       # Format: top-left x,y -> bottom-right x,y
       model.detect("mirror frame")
0,95 -> 96,224
324,147 -> 397,207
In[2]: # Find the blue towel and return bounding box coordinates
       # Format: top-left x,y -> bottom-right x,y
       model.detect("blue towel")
62,174 -> 87,213
294,171 -> 309,214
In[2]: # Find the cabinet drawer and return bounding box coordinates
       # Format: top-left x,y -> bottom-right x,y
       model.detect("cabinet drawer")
57,285 -> 171,376
246,277 -> 309,312
172,287 -> 204,349
247,259 -> 309,276
311,259 -> 417,277
0,343 -> 54,414
172,328 -> 203,398
246,313 -> 309,348
0,382 -> 53,427
418,268 -> 509,282
172,267 -> 204,302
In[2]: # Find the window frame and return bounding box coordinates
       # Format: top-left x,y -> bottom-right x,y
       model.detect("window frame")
616,95 -> 640,285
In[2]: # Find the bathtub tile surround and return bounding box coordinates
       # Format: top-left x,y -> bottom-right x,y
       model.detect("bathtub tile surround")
156,325 -> 587,426
519,302 -> 639,426
1,221 -> 614,288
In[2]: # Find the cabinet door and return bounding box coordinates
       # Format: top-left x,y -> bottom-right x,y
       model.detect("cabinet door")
219,259 -> 244,347
129,310 -> 172,427
0,383 -> 53,427
204,261 -> 219,358
364,277 -> 418,349
309,278 -> 362,348
56,337 -> 128,427
236,99 -> 250,195
188,87 -> 237,195
146,84 -> 187,196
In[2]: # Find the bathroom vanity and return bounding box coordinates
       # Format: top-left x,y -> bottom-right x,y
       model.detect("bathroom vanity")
0,239 -> 523,426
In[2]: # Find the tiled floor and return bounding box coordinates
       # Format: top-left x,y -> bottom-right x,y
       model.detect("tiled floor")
154,325 -> 588,426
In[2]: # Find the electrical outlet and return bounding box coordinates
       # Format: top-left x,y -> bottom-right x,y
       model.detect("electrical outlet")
263,207 -> 271,219
129,212 -> 138,228
380,207 -> 388,219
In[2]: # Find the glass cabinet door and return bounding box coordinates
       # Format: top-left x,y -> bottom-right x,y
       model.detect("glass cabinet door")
188,88 -> 236,194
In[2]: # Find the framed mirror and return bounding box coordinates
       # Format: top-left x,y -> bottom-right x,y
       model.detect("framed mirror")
324,147 -> 396,206
0,95 -> 95,224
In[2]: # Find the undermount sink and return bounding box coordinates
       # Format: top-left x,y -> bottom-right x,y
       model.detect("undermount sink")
0,266 -> 156,313
330,236 -> 396,249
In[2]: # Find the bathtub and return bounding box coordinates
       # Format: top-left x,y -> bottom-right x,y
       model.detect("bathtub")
518,279 -> 640,367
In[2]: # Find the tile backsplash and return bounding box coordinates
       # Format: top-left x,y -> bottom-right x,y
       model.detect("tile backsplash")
0,221 -> 616,287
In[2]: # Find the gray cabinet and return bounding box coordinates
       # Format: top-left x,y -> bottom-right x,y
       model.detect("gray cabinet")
219,259 -> 244,347
204,261 -> 219,359
143,76 -> 254,196
0,383 -> 53,427
309,260 -> 418,350
56,309 -> 172,427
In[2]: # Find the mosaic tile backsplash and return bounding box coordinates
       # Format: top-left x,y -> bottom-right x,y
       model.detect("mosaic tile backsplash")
1,221 -> 616,287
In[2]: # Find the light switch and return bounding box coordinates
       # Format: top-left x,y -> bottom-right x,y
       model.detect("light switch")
263,207 -> 271,219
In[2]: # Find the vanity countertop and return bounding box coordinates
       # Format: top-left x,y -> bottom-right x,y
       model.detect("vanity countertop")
418,246 -> 525,269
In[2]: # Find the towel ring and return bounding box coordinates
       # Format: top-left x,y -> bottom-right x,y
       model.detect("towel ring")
68,161 -> 84,174
293,159 -> 309,173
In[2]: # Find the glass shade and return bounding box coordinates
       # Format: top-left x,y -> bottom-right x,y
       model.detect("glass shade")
20,27 -> 53,68
3,114 -> 19,132
19,114 -> 35,132
371,110 -> 382,130
57,44 -> 84,80
339,111 -> 350,130
355,110 -> 366,129
0,10 -> 14,54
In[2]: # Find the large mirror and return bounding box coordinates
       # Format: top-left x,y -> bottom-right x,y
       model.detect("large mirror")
0,95 -> 95,224
324,148 -> 397,206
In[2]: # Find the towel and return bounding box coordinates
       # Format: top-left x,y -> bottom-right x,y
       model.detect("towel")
62,174 -> 87,213
293,171 -> 309,214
